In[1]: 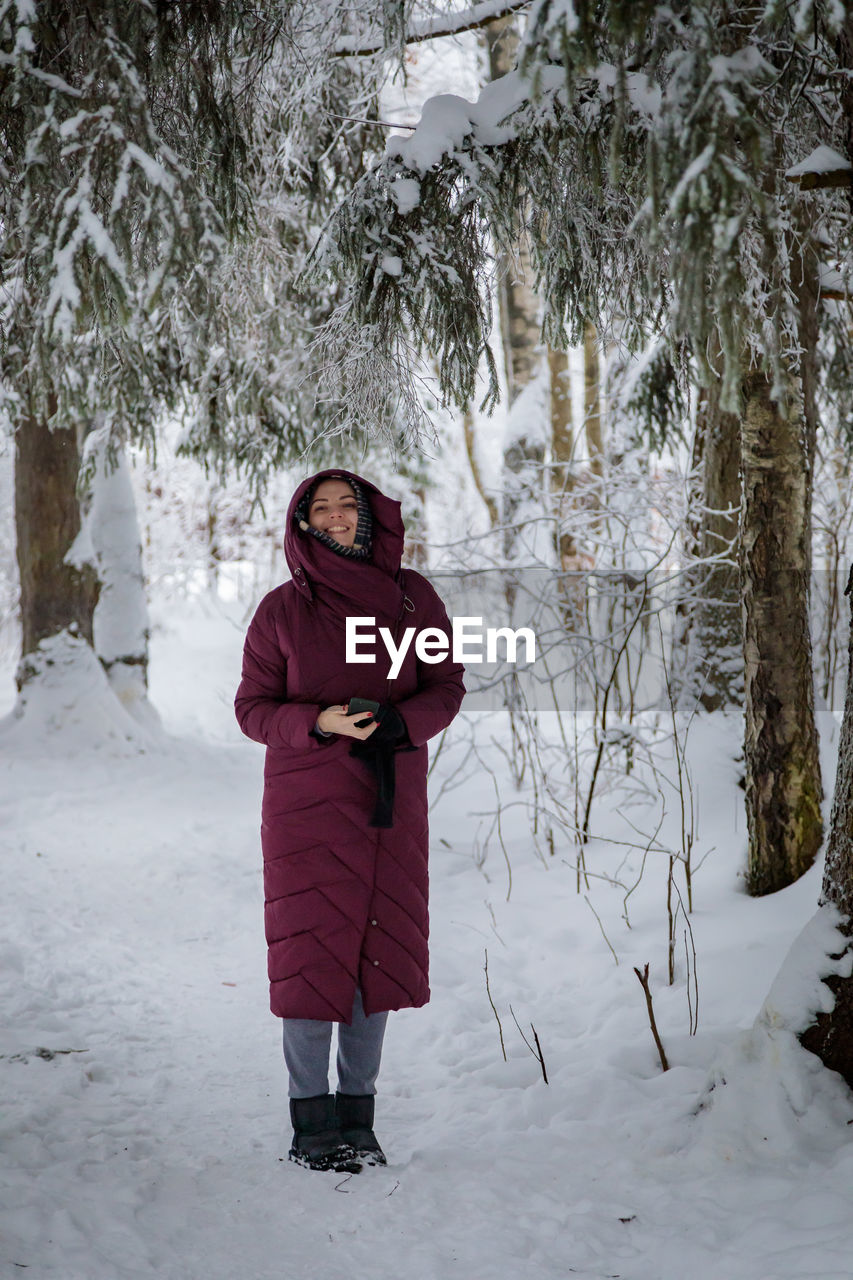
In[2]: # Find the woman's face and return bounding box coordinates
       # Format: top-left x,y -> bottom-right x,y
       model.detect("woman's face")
308,479 -> 359,548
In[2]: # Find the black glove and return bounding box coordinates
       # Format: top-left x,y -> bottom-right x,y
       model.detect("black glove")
351,703 -> 406,750
349,705 -> 408,827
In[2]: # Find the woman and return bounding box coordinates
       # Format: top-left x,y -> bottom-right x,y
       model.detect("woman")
235,470 -> 465,1172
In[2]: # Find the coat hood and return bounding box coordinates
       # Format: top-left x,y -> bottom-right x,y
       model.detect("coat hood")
283,469 -> 407,621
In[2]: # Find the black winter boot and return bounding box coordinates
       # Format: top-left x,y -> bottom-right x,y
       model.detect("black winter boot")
289,1094 -> 362,1173
335,1092 -> 387,1166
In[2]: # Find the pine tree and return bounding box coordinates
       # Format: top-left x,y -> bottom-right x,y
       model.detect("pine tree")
1,2 -> 274,690
318,0 -> 852,895
0,0 -> 415,711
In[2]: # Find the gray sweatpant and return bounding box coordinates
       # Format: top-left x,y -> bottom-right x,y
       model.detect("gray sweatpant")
282,988 -> 389,1099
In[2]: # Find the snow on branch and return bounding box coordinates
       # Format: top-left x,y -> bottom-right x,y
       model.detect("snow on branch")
818,263 -> 852,302
786,146 -> 852,190
334,0 -> 531,56
320,0 -> 852,436
386,65 -> 564,171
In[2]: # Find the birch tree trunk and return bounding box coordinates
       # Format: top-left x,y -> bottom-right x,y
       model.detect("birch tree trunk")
485,16 -> 544,553
741,372 -> 822,895
692,372 -> 742,712
486,21 -> 540,406
550,345 -> 587,627
14,400 -> 99,684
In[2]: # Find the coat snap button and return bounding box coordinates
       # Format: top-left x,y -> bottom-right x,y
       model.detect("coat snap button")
370,919 -> 378,926
373,959 -> 380,966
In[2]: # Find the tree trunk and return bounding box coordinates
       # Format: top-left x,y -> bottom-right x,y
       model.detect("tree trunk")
14,401 -> 99,684
741,372 -> 823,896
462,407 -> 499,527
83,438 -> 152,716
583,320 -> 603,482
815,570 -> 853,918
549,346 -> 576,562
692,369 -> 742,712
837,13 -> 853,168
798,565 -> 853,1085
206,483 -> 222,593
403,484 -> 429,568
485,17 -> 541,409
549,345 -> 589,630
794,22 -> 853,1084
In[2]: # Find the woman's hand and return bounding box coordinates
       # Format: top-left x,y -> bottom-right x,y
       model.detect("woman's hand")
317,704 -> 379,740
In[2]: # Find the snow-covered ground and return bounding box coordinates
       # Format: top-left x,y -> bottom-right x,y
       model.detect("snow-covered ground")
3,592 -> 853,1280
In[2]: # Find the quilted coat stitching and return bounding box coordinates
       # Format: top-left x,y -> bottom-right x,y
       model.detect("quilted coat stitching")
235,469 -> 465,1021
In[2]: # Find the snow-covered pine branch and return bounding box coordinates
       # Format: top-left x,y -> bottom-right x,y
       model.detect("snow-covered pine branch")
334,0 -> 532,57
316,0 -> 851,423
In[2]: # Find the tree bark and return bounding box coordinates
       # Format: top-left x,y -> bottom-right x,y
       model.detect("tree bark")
485,16 -> 541,407
692,369 -> 742,712
549,345 -> 589,628
14,401 -> 99,683
815,569 -> 853,919
582,320 -> 603,482
741,372 -> 823,896
838,13 -> 853,174
484,16 -> 544,556
798,566 -> 853,1086
549,346 -> 576,563
794,20 -> 853,1083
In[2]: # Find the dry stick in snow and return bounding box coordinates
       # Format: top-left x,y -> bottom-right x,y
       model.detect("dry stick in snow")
667,854 -> 676,986
509,1005 -> 549,1084
584,893 -> 619,965
580,576 -> 649,845
484,948 -> 507,1061
658,618 -> 696,912
633,963 -> 670,1072
670,875 -> 699,1035
684,930 -> 698,1037
487,770 -> 513,901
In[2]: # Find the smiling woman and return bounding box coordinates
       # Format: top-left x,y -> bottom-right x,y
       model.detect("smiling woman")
307,479 -> 360,548
234,469 -> 465,1174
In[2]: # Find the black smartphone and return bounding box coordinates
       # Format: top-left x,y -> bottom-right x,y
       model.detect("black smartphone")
347,696 -> 380,727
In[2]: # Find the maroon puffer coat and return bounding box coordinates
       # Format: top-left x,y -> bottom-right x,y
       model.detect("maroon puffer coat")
235,470 -> 465,1023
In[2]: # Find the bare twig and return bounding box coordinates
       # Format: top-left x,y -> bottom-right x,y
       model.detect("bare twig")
324,111 -> 415,130
484,949 -> 507,1061
426,725 -> 449,781
580,576 -> 649,844
672,879 -> 699,1035
509,1005 -> 549,1084
683,931 -> 697,1036
584,894 -> 619,965
633,963 -> 670,1072
659,618 -> 696,912
531,1024 -> 549,1085
488,771 -> 513,902
667,854 -> 676,986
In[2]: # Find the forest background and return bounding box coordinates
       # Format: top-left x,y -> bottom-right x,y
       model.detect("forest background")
5,2 -> 853,1274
